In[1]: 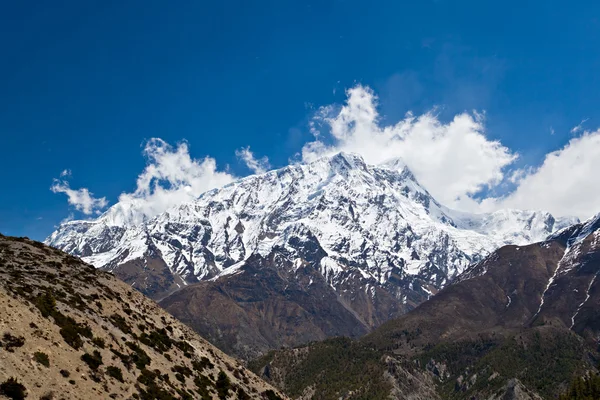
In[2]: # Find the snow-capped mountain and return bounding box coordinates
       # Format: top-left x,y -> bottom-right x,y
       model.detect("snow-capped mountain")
46,152 -> 575,301
46,152 -> 580,357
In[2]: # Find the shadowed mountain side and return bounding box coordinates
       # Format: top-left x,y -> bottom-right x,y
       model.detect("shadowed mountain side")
250,216 -> 600,400
365,240 -> 568,351
160,253 -> 384,360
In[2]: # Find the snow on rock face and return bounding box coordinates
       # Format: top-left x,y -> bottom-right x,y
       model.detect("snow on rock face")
45,152 -> 575,301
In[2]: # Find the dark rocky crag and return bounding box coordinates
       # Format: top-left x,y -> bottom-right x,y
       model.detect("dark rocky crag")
159,250 -> 404,360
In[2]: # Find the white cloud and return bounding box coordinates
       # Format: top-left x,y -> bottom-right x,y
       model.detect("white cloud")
481,130 -> 600,219
235,147 -> 270,174
113,138 -> 235,225
51,138 -> 235,225
302,85 -> 600,220
570,118 -> 589,134
302,85 -> 517,208
51,86 -> 600,226
50,180 -> 108,215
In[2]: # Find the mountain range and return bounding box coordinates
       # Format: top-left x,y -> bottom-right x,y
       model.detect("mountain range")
45,152 -> 578,359
250,213 -> 600,399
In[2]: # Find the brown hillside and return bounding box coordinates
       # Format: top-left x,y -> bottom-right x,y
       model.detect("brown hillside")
0,234 -> 286,400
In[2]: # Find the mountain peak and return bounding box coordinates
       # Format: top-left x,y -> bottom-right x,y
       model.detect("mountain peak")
322,151 -> 368,172
331,151 -> 364,162
378,157 -> 408,171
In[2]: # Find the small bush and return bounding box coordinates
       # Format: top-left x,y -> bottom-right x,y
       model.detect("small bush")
171,365 -> 192,377
216,370 -> 231,399
109,314 -> 132,334
237,386 -> 250,400
137,382 -> 176,400
139,328 -> 172,353
0,377 -> 27,400
137,368 -> 159,386
81,350 -> 103,371
194,375 -> 214,398
34,351 -> 50,367
34,291 -> 56,318
92,337 -> 106,348
1,333 -> 25,352
262,390 -> 283,400
126,342 -> 151,370
110,348 -> 133,370
192,356 -> 214,372
59,325 -> 83,349
106,366 -> 124,382
59,370 -> 70,377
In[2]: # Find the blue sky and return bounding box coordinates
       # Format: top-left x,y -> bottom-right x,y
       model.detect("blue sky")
1,0 -> 600,240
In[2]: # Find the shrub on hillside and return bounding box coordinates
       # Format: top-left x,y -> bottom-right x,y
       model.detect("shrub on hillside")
33,351 -> 50,367
81,350 -> 103,371
0,377 -> 27,400
106,366 -> 124,382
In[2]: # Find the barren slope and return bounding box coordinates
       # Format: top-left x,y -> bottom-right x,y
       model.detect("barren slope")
0,234 -> 286,400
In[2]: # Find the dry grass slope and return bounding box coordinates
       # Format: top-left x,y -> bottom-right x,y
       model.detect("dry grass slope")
0,234 -> 287,400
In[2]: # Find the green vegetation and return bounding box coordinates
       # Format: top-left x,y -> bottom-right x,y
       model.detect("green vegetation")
34,290 -> 56,317
174,339 -> 195,358
109,313 -> 132,334
137,384 -> 176,400
126,341 -> 151,370
33,290 -> 93,349
416,331 -> 586,399
33,351 -> 50,367
192,356 -> 214,373
194,374 -> 215,399
559,373 -> 600,399
81,350 -> 103,371
172,365 -> 193,377
136,369 -> 177,400
236,386 -> 250,400
0,377 -> 26,400
1,333 -> 25,352
137,368 -> 160,386
106,366 -> 124,382
251,337 -> 392,400
59,324 -> 83,349
92,336 -> 106,348
216,370 -> 231,399
262,390 -> 283,400
139,328 -> 172,353
111,348 -> 133,370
